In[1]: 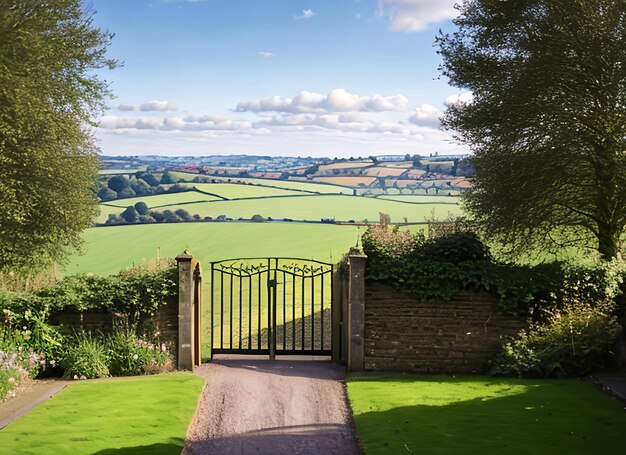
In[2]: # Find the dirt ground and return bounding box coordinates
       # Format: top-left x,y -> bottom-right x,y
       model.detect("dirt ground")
184,359 -> 361,455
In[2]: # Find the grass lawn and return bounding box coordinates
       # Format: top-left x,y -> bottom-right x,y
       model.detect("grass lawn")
347,375 -> 625,454
0,373 -> 204,455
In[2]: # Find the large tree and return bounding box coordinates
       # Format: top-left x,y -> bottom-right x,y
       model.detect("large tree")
438,0 -> 626,260
0,0 -> 116,271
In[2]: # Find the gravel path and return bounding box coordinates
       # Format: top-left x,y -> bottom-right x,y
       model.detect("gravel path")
184,360 -> 361,455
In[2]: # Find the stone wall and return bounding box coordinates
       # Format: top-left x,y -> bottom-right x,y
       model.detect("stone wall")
50,303 -> 179,361
364,284 -> 524,373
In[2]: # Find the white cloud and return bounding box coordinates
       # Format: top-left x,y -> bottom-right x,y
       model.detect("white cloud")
408,103 -> 441,127
99,115 -> 251,132
295,9 -> 316,20
117,100 -> 178,112
378,0 -> 457,32
445,92 -> 474,108
235,89 -> 409,113
258,51 -> 274,58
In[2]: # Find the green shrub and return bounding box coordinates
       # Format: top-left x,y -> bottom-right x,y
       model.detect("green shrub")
0,338 -> 42,400
61,332 -> 109,379
361,224 -> 626,317
0,291 -> 63,370
413,231 -> 492,262
491,299 -> 621,377
107,323 -> 172,376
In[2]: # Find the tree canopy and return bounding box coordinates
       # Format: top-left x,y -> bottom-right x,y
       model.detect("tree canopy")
438,0 -> 626,260
0,0 -> 116,271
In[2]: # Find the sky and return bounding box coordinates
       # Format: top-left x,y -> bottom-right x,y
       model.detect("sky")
88,0 -> 469,158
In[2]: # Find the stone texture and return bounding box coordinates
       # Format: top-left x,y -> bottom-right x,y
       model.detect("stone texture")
364,284 -> 524,373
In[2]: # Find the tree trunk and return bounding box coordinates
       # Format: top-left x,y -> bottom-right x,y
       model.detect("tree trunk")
597,221 -> 620,261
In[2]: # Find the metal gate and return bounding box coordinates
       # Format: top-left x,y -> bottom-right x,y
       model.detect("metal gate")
210,258 -> 334,358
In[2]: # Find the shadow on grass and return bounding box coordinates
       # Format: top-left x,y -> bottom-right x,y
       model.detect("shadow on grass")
91,438 -> 184,455
351,381 -> 625,454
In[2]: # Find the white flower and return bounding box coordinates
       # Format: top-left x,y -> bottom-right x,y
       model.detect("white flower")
132,354 -> 139,360
8,377 -> 15,383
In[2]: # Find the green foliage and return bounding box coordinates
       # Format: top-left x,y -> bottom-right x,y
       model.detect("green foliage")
107,175 -> 129,193
120,206 -> 139,223
0,0 -> 117,272
160,171 -> 176,184
438,0 -> 626,260
107,323 -> 171,376
0,291 -> 63,364
362,224 -> 626,316
491,300 -> 621,377
116,187 -> 136,199
134,201 -> 149,215
0,338 -> 42,399
97,187 -> 117,202
40,261 -> 178,323
413,232 -> 491,262
61,331 -> 110,379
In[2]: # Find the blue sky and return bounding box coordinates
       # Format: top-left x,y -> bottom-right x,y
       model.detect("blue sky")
90,0 -> 468,157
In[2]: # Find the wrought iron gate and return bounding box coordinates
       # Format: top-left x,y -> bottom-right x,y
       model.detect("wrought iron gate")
210,258 -> 334,358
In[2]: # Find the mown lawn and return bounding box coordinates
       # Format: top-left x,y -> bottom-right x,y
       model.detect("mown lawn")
0,373 -> 204,455
347,375 -> 625,454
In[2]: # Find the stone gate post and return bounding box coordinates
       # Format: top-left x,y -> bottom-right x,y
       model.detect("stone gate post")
347,248 -> 367,372
176,252 -> 195,370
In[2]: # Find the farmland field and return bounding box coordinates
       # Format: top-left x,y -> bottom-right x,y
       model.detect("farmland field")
377,195 -> 461,204
192,183 -> 313,198
95,193 -> 462,223
66,223 -> 361,276
66,223 -> 361,358
79,176 -> 464,357
105,190 -> 219,208
363,167 -> 407,177
312,176 -> 377,186
172,173 -> 353,194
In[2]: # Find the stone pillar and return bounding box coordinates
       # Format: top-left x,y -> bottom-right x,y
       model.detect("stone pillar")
347,248 -> 367,372
176,253 -> 194,370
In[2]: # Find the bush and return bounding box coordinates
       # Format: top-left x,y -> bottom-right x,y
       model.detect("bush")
107,323 -> 171,376
61,332 -> 109,379
491,299 -> 621,377
0,339 -> 42,400
413,232 -> 492,262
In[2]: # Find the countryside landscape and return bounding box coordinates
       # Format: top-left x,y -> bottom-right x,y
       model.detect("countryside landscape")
2,1 -> 626,454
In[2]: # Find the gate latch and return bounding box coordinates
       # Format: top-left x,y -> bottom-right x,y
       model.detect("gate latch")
267,279 -> 277,288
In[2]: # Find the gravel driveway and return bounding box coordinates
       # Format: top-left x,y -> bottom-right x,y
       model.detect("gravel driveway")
184,359 -> 361,454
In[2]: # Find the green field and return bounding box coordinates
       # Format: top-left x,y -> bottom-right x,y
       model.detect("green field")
66,223 -> 361,276
67,222 -> 360,358
96,192 -> 461,224
0,373 -> 204,454
347,375 -> 625,454
192,183 -> 316,198
173,173 -> 353,194
80,178 -> 463,356
377,194 -> 461,204
105,190 -> 219,208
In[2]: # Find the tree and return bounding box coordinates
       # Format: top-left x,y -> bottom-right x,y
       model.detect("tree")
120,206 -> 139,224
97,187 -> 117,202
0,0 -> 117,271
160,172 -> 175,185
107,175 -> 129,193
134,202 -> 149,216
117,187 -> 136,199
438,0 -> 626,260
